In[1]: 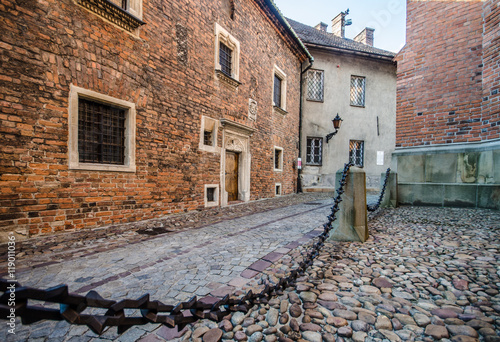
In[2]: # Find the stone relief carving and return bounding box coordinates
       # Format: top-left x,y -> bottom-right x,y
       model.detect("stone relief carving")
459,153 -> 477,183
225,137 -> 244,152
248,99 -> 257,121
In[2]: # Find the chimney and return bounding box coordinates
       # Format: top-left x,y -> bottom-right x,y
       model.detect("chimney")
314,22 -> 328,32
354,27 -> 375,46
331,12 -> 346,38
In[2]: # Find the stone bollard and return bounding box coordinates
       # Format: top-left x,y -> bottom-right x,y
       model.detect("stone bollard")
328,167 -> 368,242
380,171 -> 398,208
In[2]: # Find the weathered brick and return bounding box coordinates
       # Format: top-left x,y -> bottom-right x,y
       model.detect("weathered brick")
0,0 -> 308,241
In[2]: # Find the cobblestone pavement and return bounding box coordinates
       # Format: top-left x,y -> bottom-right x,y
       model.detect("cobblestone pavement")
2,196 -> 499,342
1,193 -> 336,341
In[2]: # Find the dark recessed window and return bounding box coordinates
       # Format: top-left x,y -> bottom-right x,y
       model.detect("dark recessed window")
206,187 -> 216,202
273,74 -> 282,108
275,184 -> 281,196
274,148 -> 283,170
219,42 -> 233,77
204,130 -> 213,146
78,98 -> 126,165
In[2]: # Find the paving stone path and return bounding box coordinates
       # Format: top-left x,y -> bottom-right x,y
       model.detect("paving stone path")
1,196 -> 499,342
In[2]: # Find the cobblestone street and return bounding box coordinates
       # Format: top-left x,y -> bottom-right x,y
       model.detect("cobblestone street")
1,194 -> 499,341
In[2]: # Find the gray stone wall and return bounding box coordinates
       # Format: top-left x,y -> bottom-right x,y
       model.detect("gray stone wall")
393,140 -> 500,209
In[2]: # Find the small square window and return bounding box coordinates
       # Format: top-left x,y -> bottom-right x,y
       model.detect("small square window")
206,187 -> 216,202
199,116 -> 219,153
275,183 -> 282,196
349,140 -> 364,167
350,76 -> 366,107
307,70 -> 324,102
204,184 -> 219,207
274,147 -> 283,171
306,137 -> 322,165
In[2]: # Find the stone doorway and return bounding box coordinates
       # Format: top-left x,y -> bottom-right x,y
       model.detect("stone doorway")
220,119 -> 255,206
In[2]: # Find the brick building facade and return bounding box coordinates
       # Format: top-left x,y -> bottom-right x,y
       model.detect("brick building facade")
394,0 -> 499,209
0,0 -> 311,242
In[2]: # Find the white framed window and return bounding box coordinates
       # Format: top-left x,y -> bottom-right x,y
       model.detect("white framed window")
199,116 -> 220,153
274,146 -> 283,171
349,140 -> 364,167
350,76 -> 366,107
307,70 -> 324,102
273,65 -> 287,114
214,23 -> 240,84
204,184 -> 219,207
68,85 -> 136,172
275,183 -> 282,196
306,137 -> 322,165
76,0 -> 144,33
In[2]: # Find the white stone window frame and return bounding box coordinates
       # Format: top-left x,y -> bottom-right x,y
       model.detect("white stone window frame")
274,146 -> 284,172
68,84 -> 136,172
214,23 -> 240,82
272,65 -> 287,115
204,184 -> 219,207
306,69 -> 324,102
199,115 -> 220,153
275,183 -> 282,196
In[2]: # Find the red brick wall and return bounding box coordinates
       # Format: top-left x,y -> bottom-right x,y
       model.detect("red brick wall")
396,0 -> 486,147
0,0 -> 304,239
482,0 -> 500,139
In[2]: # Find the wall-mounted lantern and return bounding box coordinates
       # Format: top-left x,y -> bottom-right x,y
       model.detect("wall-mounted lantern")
326,114 -> 343,143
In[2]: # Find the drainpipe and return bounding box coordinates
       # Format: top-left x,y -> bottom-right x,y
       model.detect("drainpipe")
297,58 -> 314,193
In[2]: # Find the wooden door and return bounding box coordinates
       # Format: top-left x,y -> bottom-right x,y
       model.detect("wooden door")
225,151 -> 239,202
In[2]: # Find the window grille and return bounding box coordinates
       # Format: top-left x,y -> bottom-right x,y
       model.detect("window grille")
350,76 -> 365,106
306,137 -> 322,165
349,140 -> 364,167
78,98 -> 126,165
307,70 -> 324,101
219,42 -> 233,77
273,74 -> 282,108
203,130 -> 213,146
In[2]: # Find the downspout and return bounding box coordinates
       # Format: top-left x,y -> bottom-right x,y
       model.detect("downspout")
297,58 -> 314,193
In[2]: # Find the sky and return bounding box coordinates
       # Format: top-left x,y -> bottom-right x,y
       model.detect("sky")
273,0 -> 407,53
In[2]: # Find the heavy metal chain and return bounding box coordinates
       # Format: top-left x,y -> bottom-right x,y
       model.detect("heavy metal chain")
367,168 -> 391,212
0,163 -> 353,335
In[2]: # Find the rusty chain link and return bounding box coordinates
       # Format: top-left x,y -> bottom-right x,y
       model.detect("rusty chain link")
0,163 -> 353,335
367,168 -> 391,212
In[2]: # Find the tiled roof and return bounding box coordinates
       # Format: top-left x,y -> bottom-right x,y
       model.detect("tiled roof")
286,17 -> 396,60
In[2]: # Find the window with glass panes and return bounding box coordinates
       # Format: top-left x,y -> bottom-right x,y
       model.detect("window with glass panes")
350,76 -> 365,106
307,70 -> 324,101
219,42 -> 233,77
349,140 -> 364,167
306,137 -> 322,165
78,98 -> 126,165
273,74 -> 282,108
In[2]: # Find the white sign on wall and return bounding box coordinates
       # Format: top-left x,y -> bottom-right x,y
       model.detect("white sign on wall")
377,151 -> 384,165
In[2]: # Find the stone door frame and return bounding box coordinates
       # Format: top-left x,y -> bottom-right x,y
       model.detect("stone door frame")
220,119 -> 255,207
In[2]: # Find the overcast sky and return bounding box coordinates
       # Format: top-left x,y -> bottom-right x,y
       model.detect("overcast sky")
273,0 -> 407,53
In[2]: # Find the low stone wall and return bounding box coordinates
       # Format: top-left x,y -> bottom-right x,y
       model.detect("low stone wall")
393,139 -> 500,209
